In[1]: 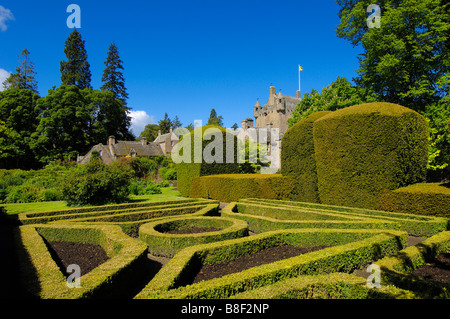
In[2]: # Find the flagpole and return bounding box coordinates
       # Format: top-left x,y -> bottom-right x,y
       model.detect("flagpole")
298,65 -> 301,97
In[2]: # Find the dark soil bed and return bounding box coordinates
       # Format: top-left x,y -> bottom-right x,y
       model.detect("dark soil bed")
45,241 -> 110,277
411,253 -> 450,284
192,244 -> 328,284
165,227 -> 221,234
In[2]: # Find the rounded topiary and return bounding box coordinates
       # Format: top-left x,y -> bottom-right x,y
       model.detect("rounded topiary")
313,102 -> 429,209
174,125 -> 240,197
281,111 -> 332,203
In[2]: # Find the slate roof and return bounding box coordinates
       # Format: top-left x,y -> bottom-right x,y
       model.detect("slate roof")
111,141 -> 164,157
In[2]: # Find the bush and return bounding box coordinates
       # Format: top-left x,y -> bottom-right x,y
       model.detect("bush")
281,111 -> 332,203
190,174 -> 295,202
378,182 -> 450,218
128,179 -> 162,195
313,102 -> 429,209
61,157 -> 134,206
175,126 -> 240,197
159,166 -> 177,180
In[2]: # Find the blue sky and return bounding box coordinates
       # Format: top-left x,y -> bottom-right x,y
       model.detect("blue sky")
0,0 -> 363,136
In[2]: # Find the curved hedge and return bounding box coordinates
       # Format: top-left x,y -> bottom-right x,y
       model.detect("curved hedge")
313,102 -> 429,209
139,216 -> 249,257
135,228 -> 407,299
13,224 -> 148,299
378,182 -> 450,218
376,230 -> 450,298
190,174 -> 295,202
175,125 -> 240,197
281,111 -> 332,203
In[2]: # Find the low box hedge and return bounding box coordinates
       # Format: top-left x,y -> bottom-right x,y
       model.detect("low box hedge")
18,198 -> 207,225
378,182 -> 450,219
228,199 -> 448,237
190,174 -> 295,202
313,102 -> 428,209
376,230 -> 450,298
231,272 -> 416,299
134,228 -> 407,299
13,223 -> 148,299
139,216 -> 249,257
71,203 -> 221,238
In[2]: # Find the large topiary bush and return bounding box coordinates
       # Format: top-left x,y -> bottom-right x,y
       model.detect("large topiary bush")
313,102 -> 429,209
281,111 -> 332,202
174,125 -> 240,197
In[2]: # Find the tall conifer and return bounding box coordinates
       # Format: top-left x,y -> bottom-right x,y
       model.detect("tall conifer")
60,29 -> 92,89
101,42 -> 128,105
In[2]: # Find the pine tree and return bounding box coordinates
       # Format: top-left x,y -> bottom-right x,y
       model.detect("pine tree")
101,42 -> 128,105
207,108 -> 224,127
3,49 -> 39,94
60,29 -> 92,89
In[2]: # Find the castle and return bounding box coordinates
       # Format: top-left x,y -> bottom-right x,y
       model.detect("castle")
252,85 -> 301,134
237,85 -> 301,171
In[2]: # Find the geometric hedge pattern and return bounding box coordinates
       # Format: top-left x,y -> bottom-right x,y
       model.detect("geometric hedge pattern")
13,198 -> 450,299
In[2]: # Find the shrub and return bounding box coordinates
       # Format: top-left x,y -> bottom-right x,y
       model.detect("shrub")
128,179 -> 162,195
175,126 -> 240,197
159,166 -> 177,180
313,102 -> 429,209
281,111 -> 332,203
378,182 -> 450,218
190,174 -> 295,202
61,157 -> 134,206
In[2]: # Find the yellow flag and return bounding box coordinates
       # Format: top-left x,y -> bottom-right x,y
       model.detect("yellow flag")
299,65 -> 303,71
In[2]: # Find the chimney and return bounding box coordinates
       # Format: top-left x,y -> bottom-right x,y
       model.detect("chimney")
169,127 -> 173,134
141,137 -> 147,145
269,86 -> 276,96
108,136 -> 115,147
158,130 -> 161,136
296,90 -> 301,98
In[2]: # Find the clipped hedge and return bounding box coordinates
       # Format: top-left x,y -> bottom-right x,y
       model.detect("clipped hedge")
378,182 -> 450,219
18,198 -> 201,224
134,228 -> 407,299
224,199 -> 447,237
71,203 -> 221,238
281,111 -> 332,203
190,174 -> 295,202
376,230 -> 450,298
313,102 -> 429,209
231,272 -> 416,299
139,216 -> 249,257
13,223 -> 148,299
176,125 -> 240,197
19,200 -> 216,225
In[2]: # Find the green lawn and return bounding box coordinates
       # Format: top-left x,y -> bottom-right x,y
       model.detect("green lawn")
2,187 -> 184,215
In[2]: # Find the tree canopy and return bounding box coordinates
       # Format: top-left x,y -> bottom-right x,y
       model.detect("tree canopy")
2,49 -> 39,94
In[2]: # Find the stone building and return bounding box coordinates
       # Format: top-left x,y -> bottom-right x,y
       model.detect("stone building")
77,132 -> 178,164
236,85 -> 301,172
253,85 -> 301,135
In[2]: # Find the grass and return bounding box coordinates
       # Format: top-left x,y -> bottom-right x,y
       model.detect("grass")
2,186 -> 183,215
